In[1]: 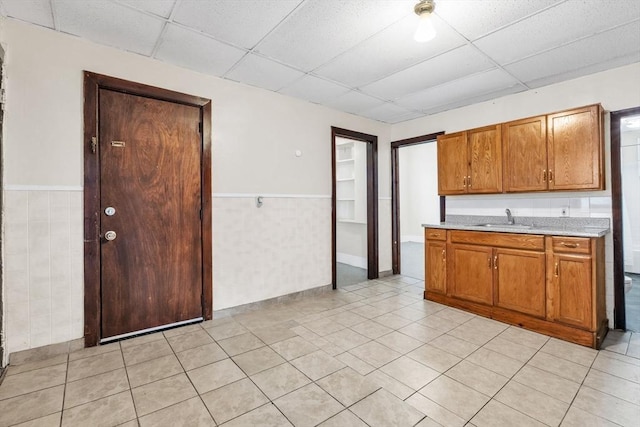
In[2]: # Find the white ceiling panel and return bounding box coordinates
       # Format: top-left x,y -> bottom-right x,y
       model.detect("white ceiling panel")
55,0 -> 164,56
505,21 -> 640,86
279,75 -> 350,105
155,24 -> 246,76
256,0 -> 414,71
359,102 -> 417,122
361,45 -> 495,101
225,53 -> 305,92
475,0 -> 640,65
117,0 -> 176,18
396,68 -> 522,112
421,85 -> 527,116
173,0 -> 302,49
2,0 -> 638,123
435,0 -> 561,41
325,90 -> 386,115
314,14 -> 466,87
1,0 -> 53,28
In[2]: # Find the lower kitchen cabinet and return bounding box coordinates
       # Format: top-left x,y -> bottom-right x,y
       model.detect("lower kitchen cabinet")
494,248 -> 546,318
424,229 -> 606,348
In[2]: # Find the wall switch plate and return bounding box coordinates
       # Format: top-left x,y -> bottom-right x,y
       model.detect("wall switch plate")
561,206 -> 570,217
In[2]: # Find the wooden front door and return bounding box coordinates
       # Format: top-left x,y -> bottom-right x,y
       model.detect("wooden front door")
99,89 -> 203,340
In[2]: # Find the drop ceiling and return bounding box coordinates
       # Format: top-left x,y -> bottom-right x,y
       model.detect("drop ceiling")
1,0 -> 639,123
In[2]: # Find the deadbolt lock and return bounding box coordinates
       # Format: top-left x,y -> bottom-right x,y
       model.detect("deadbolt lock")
105,231 -> 117,241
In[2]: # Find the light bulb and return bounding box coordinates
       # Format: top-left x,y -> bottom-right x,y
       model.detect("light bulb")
414,12 -> 436,42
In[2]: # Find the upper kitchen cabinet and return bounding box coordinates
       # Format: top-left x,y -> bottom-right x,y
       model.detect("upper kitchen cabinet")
502,115 -> 548,192
439,104 -> 604,195
547,105 -> 604,191
437,125 -> 502,195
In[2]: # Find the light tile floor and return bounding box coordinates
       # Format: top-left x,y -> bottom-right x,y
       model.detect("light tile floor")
1,275 -> 639,427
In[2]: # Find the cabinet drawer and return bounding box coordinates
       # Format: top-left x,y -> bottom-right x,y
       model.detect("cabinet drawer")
551,237 -> 590,254
450,230 -> 544,251
425,228 -> 446,241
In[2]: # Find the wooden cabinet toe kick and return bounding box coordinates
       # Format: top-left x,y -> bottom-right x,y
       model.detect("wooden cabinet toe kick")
424,290 -> 608,349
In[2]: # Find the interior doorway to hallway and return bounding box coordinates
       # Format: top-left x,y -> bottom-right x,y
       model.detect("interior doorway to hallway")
331,127 -> 378,289
391,133 -> 444,279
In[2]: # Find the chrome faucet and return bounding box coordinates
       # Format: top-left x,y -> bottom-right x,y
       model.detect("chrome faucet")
505,208 -> 514,225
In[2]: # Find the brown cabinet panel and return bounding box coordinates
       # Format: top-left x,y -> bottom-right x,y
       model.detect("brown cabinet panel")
548,105 -> 603,191
426,240 -> 447,294
551,254 -> 593,329
503,116 -> 548,192
468,125 -> 502,193
425,228 -> 446,241
551,236 -> 591,254
449,243 -> 493,305
494,248 -> 546,318
449,230 -> 544,251
437,132 -> 468,195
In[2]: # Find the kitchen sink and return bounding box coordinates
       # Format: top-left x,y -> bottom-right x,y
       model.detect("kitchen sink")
472,223 -> 532,229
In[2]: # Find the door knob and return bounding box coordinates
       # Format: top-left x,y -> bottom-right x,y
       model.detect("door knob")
105,230 -> 117,241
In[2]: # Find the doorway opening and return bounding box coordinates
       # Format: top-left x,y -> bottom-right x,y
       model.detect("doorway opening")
0,46 -> 5,369
612,106 -> 640,333
331,127 -> 378,289
391,133 -> 444,278
83,72 -> 212,346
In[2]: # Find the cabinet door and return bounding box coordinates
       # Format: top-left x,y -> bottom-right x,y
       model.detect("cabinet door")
494,248 -> 546,318
468,125 -> 502,193
448,244 -> 493,305
551,254 -> 592,329
502,116 -> 548,192
437,132 -> 468,195
426,240 -> 446,294
547,105 -> 603,190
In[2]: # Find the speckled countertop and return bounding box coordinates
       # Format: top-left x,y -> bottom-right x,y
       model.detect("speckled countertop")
422,215 -> 610,238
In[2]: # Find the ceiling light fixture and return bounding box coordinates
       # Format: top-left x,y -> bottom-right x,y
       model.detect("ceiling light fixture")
414,0 -> 436,42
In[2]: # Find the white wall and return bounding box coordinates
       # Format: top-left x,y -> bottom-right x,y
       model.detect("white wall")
393,62 -> 640,327
0,19 -> 393,357
621,128 -> 640,273
399,142 -> 440,242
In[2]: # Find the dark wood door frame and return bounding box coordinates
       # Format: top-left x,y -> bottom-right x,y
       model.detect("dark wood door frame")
83,72 -> 212,346
331,127 -> 378,288
391,133 -> 444,275
611,106 -> 640,330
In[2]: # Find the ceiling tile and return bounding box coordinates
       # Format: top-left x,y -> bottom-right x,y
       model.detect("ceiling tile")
278,75 -> 350,105
117,0 -> 176,18
314,14 -> 466,87
436,0 -> 561,40
325,90 -> 385,115
173,0 -> 302,49
395,68 -> 522,111
505,21 -> 640,86
421,85 -> 527,116
474,0 -> 640,65
1,0 -> 53,28
360,45 -> 495,100
225,53 -> 305,92
256,0 -> 414,71
359,102 -> 416,123
155,24 -> 246,76
55,0 -> 164,56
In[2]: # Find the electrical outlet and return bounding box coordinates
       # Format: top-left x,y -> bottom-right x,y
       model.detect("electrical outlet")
561,206 -> 570,217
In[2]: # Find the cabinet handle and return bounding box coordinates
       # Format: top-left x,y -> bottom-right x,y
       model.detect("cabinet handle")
555,262 -> 559,277
442,249 -> 446,261
542,170 -> 547,182
561,242 -> 579,248
488,257 -> 492,269
549,170 -> 553,181
463,176 -> 467,188
468,176 -> 471,188
494,255 -> 498,269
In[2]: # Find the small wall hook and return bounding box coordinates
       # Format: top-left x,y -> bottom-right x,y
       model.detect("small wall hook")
256,196 -> 263,208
